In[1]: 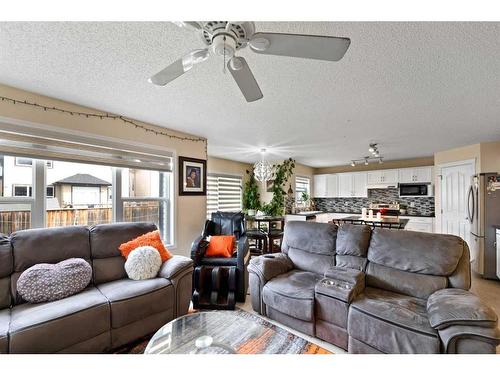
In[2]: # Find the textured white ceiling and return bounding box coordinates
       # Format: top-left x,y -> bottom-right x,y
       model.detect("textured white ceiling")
0,22 -> 499,167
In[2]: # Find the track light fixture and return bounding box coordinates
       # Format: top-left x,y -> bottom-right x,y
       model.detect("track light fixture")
350,143 -> 384,167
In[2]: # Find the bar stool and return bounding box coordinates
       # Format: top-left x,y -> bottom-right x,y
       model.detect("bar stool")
268,229 -> 284,253
246,229 -> 268,255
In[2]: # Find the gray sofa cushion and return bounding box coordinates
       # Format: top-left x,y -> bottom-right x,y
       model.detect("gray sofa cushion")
368,228 -> 464,276
262,270 -> 322,321
336,224 -> 371,257
9,287 -> 110,353
366,262 -> 447,299
349,287 -> 440,354
10,226 -> 91,304
0,309 -> 9,353
282,221 -> 337,255
11,226 -> 91,272
427,289 -> 498,329
97,278 -> 173,328
17,258 -> 92,303
282,222 -> 337,275
89,222 -> 157,284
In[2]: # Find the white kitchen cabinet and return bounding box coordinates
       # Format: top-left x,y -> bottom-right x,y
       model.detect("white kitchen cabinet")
400,216 -> 434,233
313,174 -> 339,198
338,172 -> 367,197
326,174 -> 339,197
313,174 -> 328,198
353,172 -> 368,197
399,167 -> 433,183
367,169 -> 399,185
338,173 -> 354,197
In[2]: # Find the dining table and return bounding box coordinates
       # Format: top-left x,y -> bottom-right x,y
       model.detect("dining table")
245,215 -> 286,253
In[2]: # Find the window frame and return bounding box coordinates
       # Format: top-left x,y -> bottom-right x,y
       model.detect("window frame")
295,175 -> 311,206
46,185 -> 55,198
15,157 -> 53,168
0,156 -> 174,246
13,184 -> 32,197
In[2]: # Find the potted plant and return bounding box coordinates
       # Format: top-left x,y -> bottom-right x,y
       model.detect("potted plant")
300,191 -> 310,208
399,202 -> 408,215
261,158 -> 296,216
242,169 -> 261,216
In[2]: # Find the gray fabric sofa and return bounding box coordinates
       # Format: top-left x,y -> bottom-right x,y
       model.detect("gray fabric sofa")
0,222 -> 193,353
248,221 -> 500,354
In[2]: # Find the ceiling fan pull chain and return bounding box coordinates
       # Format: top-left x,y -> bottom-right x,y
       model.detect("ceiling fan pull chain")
223,35 -> 227,74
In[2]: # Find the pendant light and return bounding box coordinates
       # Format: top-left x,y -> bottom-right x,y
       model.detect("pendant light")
253,148 -> 273,182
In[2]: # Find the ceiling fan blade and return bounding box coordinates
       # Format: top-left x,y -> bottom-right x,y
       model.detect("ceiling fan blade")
227,57 -> 263,102
148,49 -> 209,86
249,32 -> 350,62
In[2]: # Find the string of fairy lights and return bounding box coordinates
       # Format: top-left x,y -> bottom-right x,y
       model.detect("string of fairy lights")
0,95 -> 208,157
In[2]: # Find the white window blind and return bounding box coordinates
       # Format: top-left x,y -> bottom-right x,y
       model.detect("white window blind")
207,174 -> 242,218
295,176 -> 311,203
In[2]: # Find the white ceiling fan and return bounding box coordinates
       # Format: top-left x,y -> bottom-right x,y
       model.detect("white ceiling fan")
148,21 -> 351,102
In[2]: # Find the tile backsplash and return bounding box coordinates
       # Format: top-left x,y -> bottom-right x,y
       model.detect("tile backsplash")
313,188 -> 435,216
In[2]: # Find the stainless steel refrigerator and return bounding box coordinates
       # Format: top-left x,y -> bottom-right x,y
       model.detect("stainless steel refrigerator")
468,173 -> 500,279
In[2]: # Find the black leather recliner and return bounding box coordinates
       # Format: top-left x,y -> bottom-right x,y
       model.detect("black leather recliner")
191,211 -> 250,305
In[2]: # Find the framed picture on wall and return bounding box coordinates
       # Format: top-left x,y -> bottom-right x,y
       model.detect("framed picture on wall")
179,156 -> 206,195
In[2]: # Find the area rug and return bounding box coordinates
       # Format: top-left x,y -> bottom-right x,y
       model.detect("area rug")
114,308 -> 331,354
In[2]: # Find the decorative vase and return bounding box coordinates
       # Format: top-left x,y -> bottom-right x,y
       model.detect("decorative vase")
247,209 -> 256,216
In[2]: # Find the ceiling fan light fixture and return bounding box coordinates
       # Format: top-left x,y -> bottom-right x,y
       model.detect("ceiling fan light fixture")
249,37 -> 270,51
229,57 -> 244,71
351,161 -> 356,167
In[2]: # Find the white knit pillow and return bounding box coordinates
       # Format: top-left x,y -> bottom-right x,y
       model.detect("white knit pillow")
124,246 -> 162,280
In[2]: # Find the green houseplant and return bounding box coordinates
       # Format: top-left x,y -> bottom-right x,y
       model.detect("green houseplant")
242,169 -> 261,215
261,158 -> 296,216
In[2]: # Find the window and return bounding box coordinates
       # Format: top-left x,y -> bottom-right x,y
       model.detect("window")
207,174 -> 242,218
295,176 -> 311,206
46,186 -> 55,198
13,185 -> 32,197
15,157 -> 53,168
119,168 -> 172,244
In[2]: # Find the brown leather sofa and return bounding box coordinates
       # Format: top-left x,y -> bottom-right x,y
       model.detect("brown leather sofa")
248,221 -> 500,354
0,222 -> 193,353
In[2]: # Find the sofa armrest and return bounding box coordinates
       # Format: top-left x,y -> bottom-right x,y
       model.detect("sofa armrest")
247,253 -> 293,315
236,235 -> 250,269
438,325 -> 500,354
248,253 -> 293,282
316,266 -> 365,303
158,255 -> 194,318
427,289 -> 498,330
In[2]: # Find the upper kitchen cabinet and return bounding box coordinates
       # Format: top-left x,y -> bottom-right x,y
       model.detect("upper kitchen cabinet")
338,172 -> 368,197
399,167 -> 433,183
313,174 -> 339,198
366,169 -> 399,185
313,174 -> 328,198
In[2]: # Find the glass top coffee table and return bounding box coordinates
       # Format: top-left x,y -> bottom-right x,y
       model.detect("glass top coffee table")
145,310 -> 330,354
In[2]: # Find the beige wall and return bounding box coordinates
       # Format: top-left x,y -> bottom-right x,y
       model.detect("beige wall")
433,140 -> 500,232
207,157 -> 252,181
0,83 -> 206,257
480,141 -> 500,173
314,156 -> 434,174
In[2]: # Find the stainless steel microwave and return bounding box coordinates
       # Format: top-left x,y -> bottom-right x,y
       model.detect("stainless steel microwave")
398,183 -> 433,197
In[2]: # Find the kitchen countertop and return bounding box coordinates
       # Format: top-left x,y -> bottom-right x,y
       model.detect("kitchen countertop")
318,211 -> 435,218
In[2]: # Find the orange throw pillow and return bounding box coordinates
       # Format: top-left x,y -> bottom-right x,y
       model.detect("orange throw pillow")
119,230 -> 172,262
205,235 -> 236,258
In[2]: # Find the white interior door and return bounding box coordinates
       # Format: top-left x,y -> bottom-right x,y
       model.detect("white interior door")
440,161 -> 475,249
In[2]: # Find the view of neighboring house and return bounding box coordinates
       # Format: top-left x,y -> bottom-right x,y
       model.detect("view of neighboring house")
0,155 -> 113,207
52,173 -> 111,208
